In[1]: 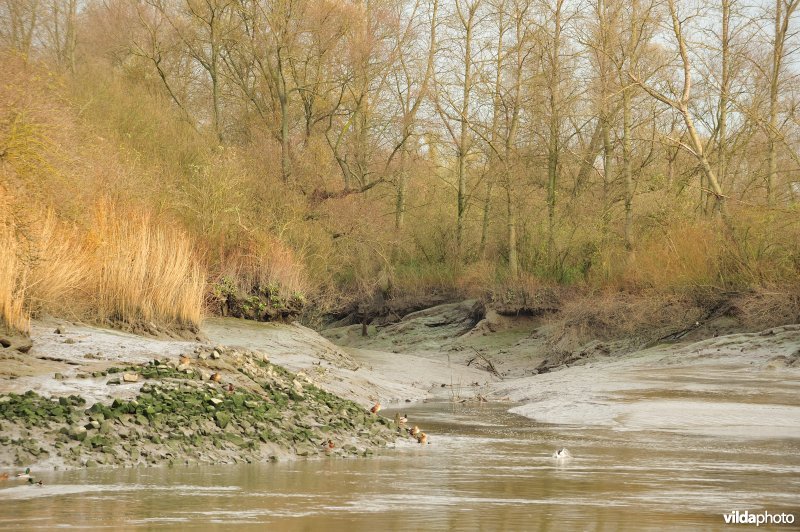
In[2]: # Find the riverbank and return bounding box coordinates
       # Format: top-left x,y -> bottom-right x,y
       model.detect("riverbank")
321,298 -> 800,440
0,321 -> 405,471
2,297 -> 800,473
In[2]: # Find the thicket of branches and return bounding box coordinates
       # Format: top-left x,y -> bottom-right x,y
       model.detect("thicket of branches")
1,0 -> 800,327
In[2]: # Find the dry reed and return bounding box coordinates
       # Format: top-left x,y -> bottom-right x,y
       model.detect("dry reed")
0,222 -> 30,334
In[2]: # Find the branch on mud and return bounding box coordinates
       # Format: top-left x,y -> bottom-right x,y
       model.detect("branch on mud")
466,349 -> 502,380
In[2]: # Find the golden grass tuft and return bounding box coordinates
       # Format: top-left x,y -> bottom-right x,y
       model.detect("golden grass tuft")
0,195 -> 205,332
25,212 -> 92,317
0,222 -> 30,334
90,206 -> 205,328
624,220 -> 724,292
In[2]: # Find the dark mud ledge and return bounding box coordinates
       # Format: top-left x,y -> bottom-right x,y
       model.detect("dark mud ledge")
99,318 -> 205,342
0,326 -> 32,354
0,346 -> 403,471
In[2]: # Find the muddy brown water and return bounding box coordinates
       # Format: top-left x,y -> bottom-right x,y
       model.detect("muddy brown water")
1,402 -> 798,531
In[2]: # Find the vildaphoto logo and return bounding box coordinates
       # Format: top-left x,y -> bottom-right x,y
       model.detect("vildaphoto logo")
723,510 -> 795,526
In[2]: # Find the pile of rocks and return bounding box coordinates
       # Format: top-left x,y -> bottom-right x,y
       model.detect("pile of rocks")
0,349 -> 400,470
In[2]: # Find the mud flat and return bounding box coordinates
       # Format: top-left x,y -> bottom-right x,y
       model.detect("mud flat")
203,316 -> 492,405
3,300 -> 799,473
488,326 -> 800,439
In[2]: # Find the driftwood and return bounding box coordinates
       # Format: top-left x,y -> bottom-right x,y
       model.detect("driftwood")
466,349 -> 502,379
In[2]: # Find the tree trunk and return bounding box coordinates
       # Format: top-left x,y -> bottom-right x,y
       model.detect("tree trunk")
278,47 -> 291,184
456,3 -> 476,257
479,179 -> 493,258
717,0 -> 730,204
622,85 -> 633,249
506,176 -> 518,278
546,0 -> 563,263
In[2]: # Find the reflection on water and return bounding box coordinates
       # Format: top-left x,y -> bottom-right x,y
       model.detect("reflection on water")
1,402 -> 798,531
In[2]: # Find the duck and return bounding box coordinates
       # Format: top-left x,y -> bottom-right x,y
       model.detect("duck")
324,439 -> 335,450
552,448 -> 572,459
417,433 -> 428,444
370,402 -> 381,414
15,468 -> 32,480
399,414 -> 408,424
27,478 -> 43,486
409,425 -> 420,437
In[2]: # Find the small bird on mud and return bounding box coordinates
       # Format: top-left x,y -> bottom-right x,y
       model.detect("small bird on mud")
399,414 -> 408,424
226,383 -> 235,393
417,433 -> 428,445
370,402 -> 381,414
322,439 -> 335,450
27,478 -> 43,486
15,468 -> 31,480
211,372 -> 222,383
409,426 -> 420,437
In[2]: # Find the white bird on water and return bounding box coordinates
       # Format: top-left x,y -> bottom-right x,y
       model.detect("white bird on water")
552,448 -> 572,460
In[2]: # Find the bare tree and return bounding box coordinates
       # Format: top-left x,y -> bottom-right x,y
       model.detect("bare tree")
434,0 -> 482,257
767,0 -> 799,204
0,0 -> 40,58
545,0 -> 564,257
632,0 -> 726,214
391,0 -> 438,230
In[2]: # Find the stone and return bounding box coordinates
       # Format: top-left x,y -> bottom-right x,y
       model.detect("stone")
70,426 -> 87,441
54,327 -> 65,334
107,378 -> 121,385
16,341 -> 32,353
198,351 -> 209,360
208,398 -> 223,406
64,338 -> 76,344
214,412 -> 231,429
122,373 -> 139,383
85,459 -> 98,468
54,373 -> 65,380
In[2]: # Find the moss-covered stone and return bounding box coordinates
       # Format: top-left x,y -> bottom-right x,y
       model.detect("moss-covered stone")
214,411 -> 231,429
0,350 -> 399,471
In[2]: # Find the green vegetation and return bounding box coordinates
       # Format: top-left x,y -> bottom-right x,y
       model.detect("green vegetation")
0,356 -> 396,467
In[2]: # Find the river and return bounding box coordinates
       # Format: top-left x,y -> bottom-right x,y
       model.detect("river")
1,401 -> 798,530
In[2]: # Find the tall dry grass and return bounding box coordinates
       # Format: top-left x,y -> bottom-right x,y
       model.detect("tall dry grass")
624,220 -> 725,291
25,212 -> 91,317
0,199 -> 205,332
91,207 -> 205,327
0,222 -> 30,334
